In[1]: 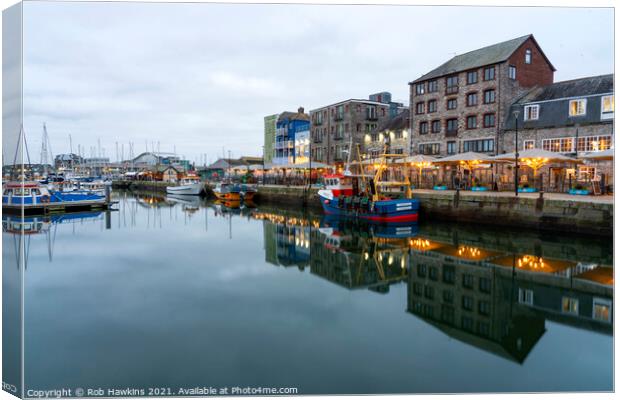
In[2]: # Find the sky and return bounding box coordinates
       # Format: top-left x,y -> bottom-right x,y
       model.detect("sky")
10,1 -> 615,165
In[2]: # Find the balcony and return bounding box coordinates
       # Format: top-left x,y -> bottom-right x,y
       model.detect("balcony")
366,114 -> 378,121
445,130 -> 458,138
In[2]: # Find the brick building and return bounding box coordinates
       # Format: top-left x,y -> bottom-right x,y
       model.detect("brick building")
309,93 -> 403,165
408,34 -> 555,157
502,74 -> 614,182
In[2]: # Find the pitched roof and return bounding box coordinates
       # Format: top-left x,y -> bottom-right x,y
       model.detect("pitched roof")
515,74 -> 614,104
277,111 -> 310,122
375,109 -> 409,133
411,34 -> 553,84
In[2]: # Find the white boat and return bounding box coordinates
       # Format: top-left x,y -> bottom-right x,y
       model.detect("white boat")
166,177 -> 204,195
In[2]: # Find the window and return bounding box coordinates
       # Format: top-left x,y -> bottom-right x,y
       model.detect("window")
356,123 -> 362,132
366,106 -> 377,120
467,70 -> 478,85
462,295 -> 474,311
428,99 -> 437,113
524,105 -> 539,120
483,89 -> 495,104
523,140 -> 535,150
479,277 -> 491,293
446,118 -> 458,135
569,99 -> 587,116
542,137 -> 574,153
416,102 -> 425,114
424,285 -> 434,300
576,135 -> 612,152
441,305 -> 455,323
467,92 -> 478,106
415,83 -> 425,95
428,80 -> 438,93
417,264 -> 427,277
518,288 -> 534,305
443,290 -> 454,303
419,143 -> 440,155
447,141 -> 456,154
413,282 -> 423,295
478,301 -> 490,316
462,274 -> 474,289
525,48 -> 532,64
447,98 -> 457,110
592,297 -> 612,323
443,265 -> 455,284
601,95 -> 614,119
509,65 -> 516,80
431,120 -> 441,133
446,75 -> 459,94
562,297 -> 579,315
463,139 -> 494,152
429,267 -> 438,281
483,66 -> 495,81
419,121 -> 429,135
483,113 -> 496,127
461,316 -> 474,331
466,115 -> 477,129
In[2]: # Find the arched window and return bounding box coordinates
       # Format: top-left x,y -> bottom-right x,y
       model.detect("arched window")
525,49 -> 532,64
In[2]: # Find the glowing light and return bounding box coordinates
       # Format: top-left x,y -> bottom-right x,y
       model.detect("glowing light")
457,245 -> 481,258
517,255 -> 546,270
364,252 -> 369,260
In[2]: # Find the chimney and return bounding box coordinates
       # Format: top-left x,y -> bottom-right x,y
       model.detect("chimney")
298,107 -> 305,114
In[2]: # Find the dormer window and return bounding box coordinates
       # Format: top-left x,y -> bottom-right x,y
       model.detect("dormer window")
569,99 -> 587,116
601,95 -> 614,120
524,105 -> 539,121
525,49 -> 532,64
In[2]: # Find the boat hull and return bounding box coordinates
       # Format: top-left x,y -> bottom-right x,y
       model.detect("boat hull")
214,191 -> 241,201
319,195 -> 419,223
166,183 -> 203,195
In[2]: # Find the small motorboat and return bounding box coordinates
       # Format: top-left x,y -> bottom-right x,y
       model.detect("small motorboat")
167,176 -> 204,196
212,182 -> 241,201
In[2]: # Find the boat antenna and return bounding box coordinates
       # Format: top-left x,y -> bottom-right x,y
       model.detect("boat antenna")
343,135 -> 353,176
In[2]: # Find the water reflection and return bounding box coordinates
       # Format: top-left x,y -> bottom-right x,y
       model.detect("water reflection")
4,190 -> 613,393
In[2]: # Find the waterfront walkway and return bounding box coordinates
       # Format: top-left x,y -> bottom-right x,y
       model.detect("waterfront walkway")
411,189 -> 614,204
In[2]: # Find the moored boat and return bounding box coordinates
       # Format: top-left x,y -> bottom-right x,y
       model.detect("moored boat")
167,176 -> 204,195
2,181 -> 107,210
212,182 -> 241,201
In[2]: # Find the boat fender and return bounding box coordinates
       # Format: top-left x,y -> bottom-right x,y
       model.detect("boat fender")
324,199 -> 329,204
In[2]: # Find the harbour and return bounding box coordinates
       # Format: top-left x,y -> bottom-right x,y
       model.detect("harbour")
2,190 -> 613,394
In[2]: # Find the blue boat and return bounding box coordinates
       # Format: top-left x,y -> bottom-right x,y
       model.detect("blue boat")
2,181 -> 106,206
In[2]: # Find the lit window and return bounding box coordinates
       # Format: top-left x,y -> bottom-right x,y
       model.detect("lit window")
542,138 -> 574,153
601,95 -> 614,119
525,49 -> 532,64
569,99 -> 587,116
523,140 -> 535,150
524,105 -> 539,120
592,297 -> 612,323
562,297 -> 579,315
577,135 -> 612,152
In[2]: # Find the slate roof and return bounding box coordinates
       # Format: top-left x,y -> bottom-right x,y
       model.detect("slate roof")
277,111 -> 310,122
375,109 -> 409,133
411,34 -> 554,84
514,74 -> 614,104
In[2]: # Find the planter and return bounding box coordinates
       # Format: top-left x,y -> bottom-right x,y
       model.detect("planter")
433,185 -> 447,191
471,186 -> 488,191
518,187 -> 538,193
568,189 -> 591,195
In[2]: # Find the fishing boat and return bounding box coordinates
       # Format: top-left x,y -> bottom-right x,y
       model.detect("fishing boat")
2,181 -> 107,213
239,184 -> 257,201
166,175 -> 204,195
212,182 -> 241,201
318,148 -> 419,223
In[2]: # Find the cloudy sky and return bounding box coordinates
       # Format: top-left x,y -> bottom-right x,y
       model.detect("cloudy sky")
14,1 -> 614,164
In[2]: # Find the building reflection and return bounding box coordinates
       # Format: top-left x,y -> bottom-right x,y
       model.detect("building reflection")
255,211 -> 613,364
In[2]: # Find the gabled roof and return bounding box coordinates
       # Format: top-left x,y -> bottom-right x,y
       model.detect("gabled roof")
375,109 -> 409,133
411,34 -> 554,84
514,74 -> 614,104
277,111 -> 310,122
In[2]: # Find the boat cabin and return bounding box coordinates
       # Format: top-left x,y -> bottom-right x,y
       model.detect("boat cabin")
323,174 -> 354,197
2,182 -> 51,205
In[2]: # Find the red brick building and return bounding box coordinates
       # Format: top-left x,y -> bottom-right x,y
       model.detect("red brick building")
408,34 -> 555,156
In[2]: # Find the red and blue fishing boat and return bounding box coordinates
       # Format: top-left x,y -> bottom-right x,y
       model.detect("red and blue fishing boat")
318,151 -> 419,223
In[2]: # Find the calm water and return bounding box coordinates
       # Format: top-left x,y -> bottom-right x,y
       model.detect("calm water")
3,191 -> 614,395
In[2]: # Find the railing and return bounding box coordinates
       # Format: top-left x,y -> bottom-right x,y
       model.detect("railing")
445,130 -> 458,137
445,86 -> 459,95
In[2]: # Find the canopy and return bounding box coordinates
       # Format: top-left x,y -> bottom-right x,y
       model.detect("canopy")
269,161 -> 330,169
493,148 -> 580,162
579,148 -> 614,160
433,151 -> 495,164
247,164 -> 264,171
493,148 -> 581,176
398,154 -> 438,164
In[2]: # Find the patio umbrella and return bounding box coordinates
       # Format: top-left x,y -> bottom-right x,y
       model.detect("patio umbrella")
579,148 -> 614,161
398,154 -> 437,182
433,152 -> 496,170
493,148 -> 580,176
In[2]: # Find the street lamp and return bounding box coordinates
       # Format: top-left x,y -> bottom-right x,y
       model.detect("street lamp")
513,109 -> 520,196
